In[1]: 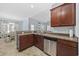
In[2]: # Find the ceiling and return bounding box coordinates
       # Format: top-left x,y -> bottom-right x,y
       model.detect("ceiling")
0,3 -> 53,20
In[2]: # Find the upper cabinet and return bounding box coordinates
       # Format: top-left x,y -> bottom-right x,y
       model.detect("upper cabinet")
51,3 -> 76,27
51,6 -> 61,26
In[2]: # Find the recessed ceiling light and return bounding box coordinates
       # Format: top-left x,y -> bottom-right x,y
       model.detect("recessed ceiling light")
30,4 -> 34,8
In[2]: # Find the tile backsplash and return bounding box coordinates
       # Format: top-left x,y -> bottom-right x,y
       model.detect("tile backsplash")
50,26 -> 75,35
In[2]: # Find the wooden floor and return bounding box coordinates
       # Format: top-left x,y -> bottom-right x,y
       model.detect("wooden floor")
0,39 -> 47,56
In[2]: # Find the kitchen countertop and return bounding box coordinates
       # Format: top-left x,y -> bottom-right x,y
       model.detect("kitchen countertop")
17,32 -> 78,42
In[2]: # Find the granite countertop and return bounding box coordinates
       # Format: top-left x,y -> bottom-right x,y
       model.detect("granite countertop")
17,32 -> 78,42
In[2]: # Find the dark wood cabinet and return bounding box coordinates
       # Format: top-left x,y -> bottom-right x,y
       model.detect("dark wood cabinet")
57,39 -> 78,56
18,34 -> 78,56
51,6 -> 61,27
51,3 -> 76,27
18,34 -> 44,51
34,35 -> 44,51
60,4 -> 75,26
26,34 -> 34,46
18,34 -> 33,51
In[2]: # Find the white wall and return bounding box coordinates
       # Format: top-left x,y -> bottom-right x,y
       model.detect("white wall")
31,9 -> 50,23
75,3 -> 79,55
16,21 -> 23,31
75,3 -> 79,37
29,18 -> 40,31
22,18 -> 29,31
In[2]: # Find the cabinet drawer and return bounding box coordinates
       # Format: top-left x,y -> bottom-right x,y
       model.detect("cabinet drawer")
58,39 -> 77,48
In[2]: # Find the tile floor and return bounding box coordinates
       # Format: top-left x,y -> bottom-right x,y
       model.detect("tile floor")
0,39 -> 47,56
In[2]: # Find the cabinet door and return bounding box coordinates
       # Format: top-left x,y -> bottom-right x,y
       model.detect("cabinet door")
19,35 -> 28,51
34,35 -> 44,51
51,6 -> 61,27
34,35 -> 38,47
60,4 -> 75,26
38,36 -> 44,51
57,40 -> 78,56
18,35 -> 33,51
27,34 -> 34,46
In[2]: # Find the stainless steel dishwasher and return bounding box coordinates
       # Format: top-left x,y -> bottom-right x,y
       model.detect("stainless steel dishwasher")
44,38 -> 57,56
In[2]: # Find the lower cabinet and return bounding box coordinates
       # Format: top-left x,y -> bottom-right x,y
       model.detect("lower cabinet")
34,35 -> 44,51
57,39 -> 78,56
18,34 -> 78,56
18,34 -> 33,51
